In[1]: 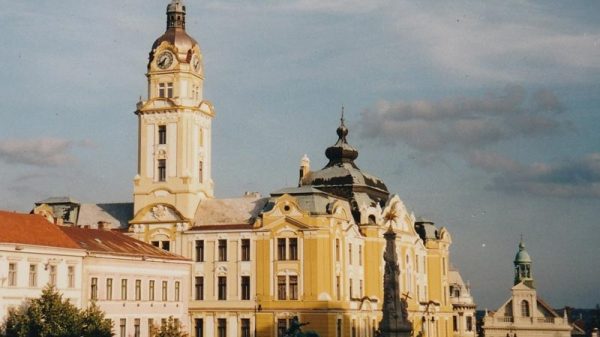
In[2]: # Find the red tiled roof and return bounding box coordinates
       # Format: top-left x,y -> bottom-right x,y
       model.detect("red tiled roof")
60,226 -> 188,261
0,210 -> 81,249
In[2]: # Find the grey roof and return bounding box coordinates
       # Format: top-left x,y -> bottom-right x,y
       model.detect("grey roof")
193,196 -> 268,226
35,196 -> 80,205
77,203 -> 134,230
271,186 -> 331,196
414,220 -> 439,241
271,186 -> 348,215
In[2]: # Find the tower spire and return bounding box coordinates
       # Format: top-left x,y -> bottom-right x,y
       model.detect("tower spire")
514,239 -> 534,287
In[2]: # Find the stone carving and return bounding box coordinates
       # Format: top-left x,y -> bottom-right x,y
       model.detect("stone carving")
378,225 -> 412,337
151,205 -> 168,220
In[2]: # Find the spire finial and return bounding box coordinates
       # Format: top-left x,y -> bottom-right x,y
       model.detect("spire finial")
341,105 -> 345,126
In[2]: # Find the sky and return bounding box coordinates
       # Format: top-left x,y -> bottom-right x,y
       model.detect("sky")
0,1 -> 599,309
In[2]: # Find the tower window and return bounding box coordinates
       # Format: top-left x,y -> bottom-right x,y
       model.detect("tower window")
199,160 -> 203,183
158,125 -> 167,144
158,83 -> 174,98
167,83 -> 173,98
159,83 -> 165,97
158,159 -> 166,182
521,300 -> 530,317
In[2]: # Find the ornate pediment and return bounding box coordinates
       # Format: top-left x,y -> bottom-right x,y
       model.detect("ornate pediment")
130,203 -> 187,224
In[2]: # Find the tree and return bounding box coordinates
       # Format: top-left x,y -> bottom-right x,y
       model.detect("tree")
0,285 -> 113,337
152,316 -> 187,337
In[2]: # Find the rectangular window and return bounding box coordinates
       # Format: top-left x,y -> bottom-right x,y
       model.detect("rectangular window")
149,280 -> 155,301
241,318 -> 250,337
68,266 -> 75,288
106,278 -> 113,300
120,318 -> 126,337
199,160 -> 203,183
121,279 -> 128,300
8,263 -> 16,286
277,275 -> 286,300
158,125 -> 167,144
135,279 -> 141,301
277,238 -> 286,260
466,316 -> 473,332
241,239 -> 250,261
453,316 -> 458,332
158,159 -> 166,182
218,276 -> 227,300
194,318 -> 204,337
151,241 -> 160,247
241,276 -> 251,300
161,240 -> 170,251
337,318 -> 342,337
195,276 -> 204,300
358,245 -> 362,266
49,265 -> 57,286
289,238 -> 298,260
335,239 -> 340,262
134,318 -> 140,337
175,281 -> 180,301
289,275 -> 298,300
29,264 -> 37,287
162,280 -> 168,301
218,318 -> 227,337
195,240 -> 204,262
336,276 -> 341,300
166,82 -> 173,98
277,319 -> 287,337
218,240 -> 227,261
91,277 -> 98,300
359,279 -> 363,297
349,244 -> 353,265
349,278 -> 353,299
159,83 -> 166,98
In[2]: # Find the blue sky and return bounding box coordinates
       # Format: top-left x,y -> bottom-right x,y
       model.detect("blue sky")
0,1 -> 599,309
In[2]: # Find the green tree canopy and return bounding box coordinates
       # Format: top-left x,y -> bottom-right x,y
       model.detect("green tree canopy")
152,316 -> 187,337
0,285 -> 113,337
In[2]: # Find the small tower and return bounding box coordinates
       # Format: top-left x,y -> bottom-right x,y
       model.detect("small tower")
379,225 -> 412,337
514,239 -> 534,287
298,154 -> 310,187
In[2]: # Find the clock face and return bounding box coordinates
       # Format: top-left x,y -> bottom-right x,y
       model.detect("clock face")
192,55 -> 201,72
156,51 -> 173,69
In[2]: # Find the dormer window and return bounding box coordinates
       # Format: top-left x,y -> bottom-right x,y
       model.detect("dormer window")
158,125 -> 167,144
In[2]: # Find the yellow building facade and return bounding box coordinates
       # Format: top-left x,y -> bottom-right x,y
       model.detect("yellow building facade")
129,2 -> 466,337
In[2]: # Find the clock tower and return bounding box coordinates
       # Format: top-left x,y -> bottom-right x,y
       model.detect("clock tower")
131,0 -> 214,234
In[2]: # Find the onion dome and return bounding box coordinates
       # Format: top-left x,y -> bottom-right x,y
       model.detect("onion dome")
150,0 -> 199,62
300,109 -> 389,222
514,240 -> 532,263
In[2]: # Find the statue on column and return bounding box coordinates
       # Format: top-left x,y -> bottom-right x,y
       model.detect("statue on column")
378,225 -> 412,337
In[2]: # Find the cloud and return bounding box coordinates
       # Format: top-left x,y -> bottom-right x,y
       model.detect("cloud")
468,151 -> 600,199
0,138 -> 82,167
358,85 -> 567,152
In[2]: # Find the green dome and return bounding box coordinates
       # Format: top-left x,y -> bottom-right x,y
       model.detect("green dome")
514,241 -> 532,264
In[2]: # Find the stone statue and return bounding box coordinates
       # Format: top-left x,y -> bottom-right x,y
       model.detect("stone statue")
378,225 -> 412,337
284,316 -> 319,337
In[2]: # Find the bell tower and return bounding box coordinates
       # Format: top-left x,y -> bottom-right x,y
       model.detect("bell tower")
132,0 -> 215,223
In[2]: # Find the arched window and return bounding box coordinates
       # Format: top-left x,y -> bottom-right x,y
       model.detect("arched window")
521,300 -> 530,317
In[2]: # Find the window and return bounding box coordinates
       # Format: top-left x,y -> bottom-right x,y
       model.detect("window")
162,281 -> 168,301
195,240 -> 204,262
158,159 -> 166,182
337,318 -> 342,337
349,278 -> 353,298
218,276 -> 227,300
352,319 -> 357,337
158,83 -> 174,98
241,276 -> 250,300
134,318 -> 140,337
277,276 -> 286,300
241,239 -> 250,261
218,240 -> 227,261
121,279 -> 128,300
335,239 -> 340,262
241,318 -> 250,337
194,318 -> 204,337
158,125 -> 166,144
162,241 -> 170,251
159,83 -> 166,98
120,318 -> 126,337
8,263 -> 16,286
167,83 -> 173,98
149,280 -> 155,301
359,279 -> 363,297
218,318 -> 227,337
106,278 -> 113,300
148,319 -> 154,337
466,316 -> 473,332
349,244 -> 353,264
175,281 -> 180,301
277,238 -> 286,260
49,265 -> 57,286
521,300 -> 530,317
277,319 -> 287,337
135,280 -> 142,301
29,264 -> 37,287
358,245 -> 362,266
151,241 -> 160,247
68,266 -> 75,288
195,277 -> 204,300
336,276 -> 341,300
91,277 -> 98,300
453,316 -> 458,332
289,238 -> 298,260
289,275 -> 298,300
199,160 -> 203,183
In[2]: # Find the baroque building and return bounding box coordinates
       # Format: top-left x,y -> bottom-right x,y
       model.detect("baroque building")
482,241 -> 571,337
